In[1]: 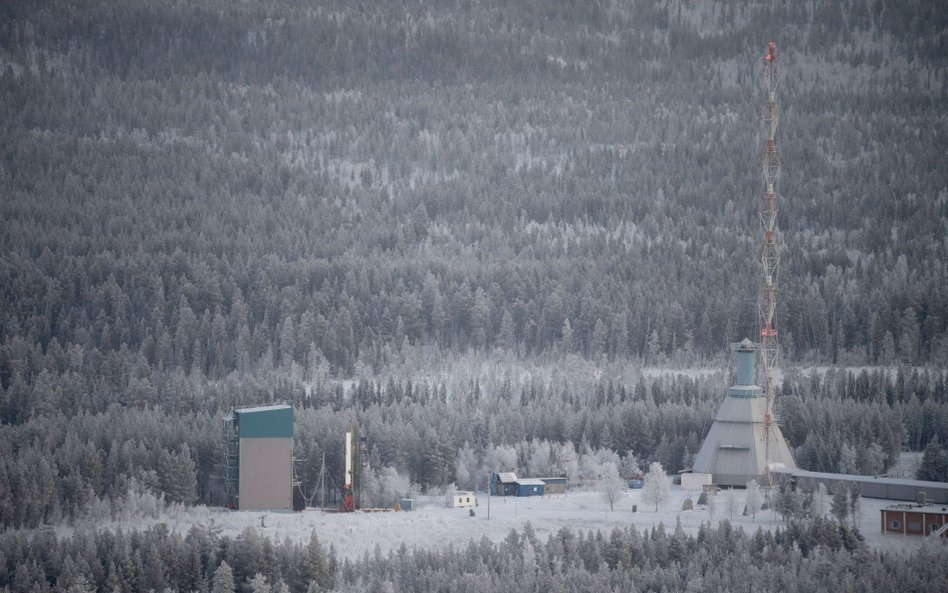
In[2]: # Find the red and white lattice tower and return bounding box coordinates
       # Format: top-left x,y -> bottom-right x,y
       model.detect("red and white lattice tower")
759,42 -> 781,469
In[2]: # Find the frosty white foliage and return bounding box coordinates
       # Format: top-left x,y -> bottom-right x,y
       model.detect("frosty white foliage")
526,440 -> 554,477
812,483 -> 828,518
579,447 -> 622,482
555,442 -> 580,483
851,491 -> 862,528
641,462 -> 670,512
598,462 -> 625,511
247,573 -> 269,593
114,477 -> 165,521
745,480 -> 764,521
211,561 -> 236,593
487,444 -> 518,474
723,488 -> 740,521
839,443 -> 858,474
455,444 -> 478,490
362,466 -> 412,508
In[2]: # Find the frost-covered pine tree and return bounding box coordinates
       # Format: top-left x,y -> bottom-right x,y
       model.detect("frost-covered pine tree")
641,462 -> 670,512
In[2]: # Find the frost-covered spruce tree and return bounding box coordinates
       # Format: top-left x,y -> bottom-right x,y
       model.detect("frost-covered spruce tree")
838,443 -> 858,474
773,482 -> 804,522
831,486 -> 850,524
211,561 -> 235,593
849,485 -> 862,528
917,437 -> 947,482
812,483 -> 828,518
247,573 -> 269,593
641,462 -> 670,512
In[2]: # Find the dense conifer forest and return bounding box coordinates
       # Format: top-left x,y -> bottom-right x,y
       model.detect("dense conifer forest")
1,0 -> 947,590
3,520 -> 946,593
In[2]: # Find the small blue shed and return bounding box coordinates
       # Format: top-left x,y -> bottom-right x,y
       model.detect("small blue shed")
492,472 -> 520,496
515,478 -> 545,497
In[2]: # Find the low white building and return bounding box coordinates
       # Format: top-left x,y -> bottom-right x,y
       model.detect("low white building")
449,490 -> 477,508
680,472 -> 713,491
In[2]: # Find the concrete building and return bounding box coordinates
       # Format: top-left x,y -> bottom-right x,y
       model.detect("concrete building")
881,503 -> 948,537
692,340 -> 796,487
223,405 -> 294,511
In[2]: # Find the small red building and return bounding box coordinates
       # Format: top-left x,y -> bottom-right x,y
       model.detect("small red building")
880,504 -> 948,537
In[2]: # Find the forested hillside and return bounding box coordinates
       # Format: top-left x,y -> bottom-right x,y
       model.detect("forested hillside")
1,0 -> 948,532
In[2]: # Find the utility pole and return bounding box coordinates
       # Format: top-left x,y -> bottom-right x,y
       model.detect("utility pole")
319,452 -> 326,509
487,472 -> 491,521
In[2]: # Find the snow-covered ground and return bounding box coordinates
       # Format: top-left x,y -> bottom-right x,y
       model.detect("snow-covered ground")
73,485 -> 937,559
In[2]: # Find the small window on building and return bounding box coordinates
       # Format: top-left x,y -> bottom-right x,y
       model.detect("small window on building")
890,520 -> 900,529
908,521 -> 922,532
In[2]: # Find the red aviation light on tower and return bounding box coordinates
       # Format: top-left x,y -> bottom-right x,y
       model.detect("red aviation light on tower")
765,41 -> 777,63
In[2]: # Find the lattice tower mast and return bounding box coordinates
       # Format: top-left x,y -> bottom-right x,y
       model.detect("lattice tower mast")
759,41 -> 780,467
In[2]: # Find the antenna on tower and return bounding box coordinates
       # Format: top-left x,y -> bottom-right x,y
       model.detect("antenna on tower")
759,41 -> 781,476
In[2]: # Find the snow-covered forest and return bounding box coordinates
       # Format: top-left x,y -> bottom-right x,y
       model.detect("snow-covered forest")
1,0 -> 947,590
7,518 -> 947,593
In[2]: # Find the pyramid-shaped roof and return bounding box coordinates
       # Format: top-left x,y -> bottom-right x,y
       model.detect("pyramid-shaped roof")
692,340 -> 796,486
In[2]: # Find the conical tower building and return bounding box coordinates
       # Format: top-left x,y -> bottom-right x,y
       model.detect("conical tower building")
692,339 -> 795,487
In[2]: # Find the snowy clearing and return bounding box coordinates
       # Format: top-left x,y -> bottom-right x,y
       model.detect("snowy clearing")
67,485 -> 937,560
